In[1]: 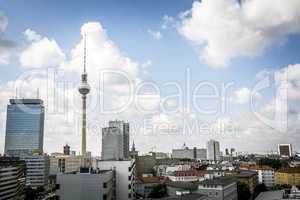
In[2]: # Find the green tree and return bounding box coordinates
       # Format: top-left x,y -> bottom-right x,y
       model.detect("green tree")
148,184 -> 167,198
237,182 -> 251,200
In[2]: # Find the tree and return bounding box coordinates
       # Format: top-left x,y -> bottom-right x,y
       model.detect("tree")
257,158 -> 283,170
148,184 -> 167,198
254,183 -> 267,198
237,182 -> 251,200
24,186 -> 37,200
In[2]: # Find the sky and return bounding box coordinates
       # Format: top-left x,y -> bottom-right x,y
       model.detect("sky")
0,0 -> 300,156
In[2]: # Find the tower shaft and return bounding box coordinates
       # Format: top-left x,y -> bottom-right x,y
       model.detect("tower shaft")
80,95 -> 87,157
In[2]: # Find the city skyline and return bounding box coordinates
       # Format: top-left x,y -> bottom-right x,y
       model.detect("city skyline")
0,0 -> 300,155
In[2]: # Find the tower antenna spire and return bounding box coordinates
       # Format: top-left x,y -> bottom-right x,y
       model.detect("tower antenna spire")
83,33 -> 86,73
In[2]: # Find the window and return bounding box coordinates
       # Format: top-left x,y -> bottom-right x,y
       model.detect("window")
128,184 -> 131,189
103,183 -> 107,188
128,193 -> 131,198
103,194 -> 107,200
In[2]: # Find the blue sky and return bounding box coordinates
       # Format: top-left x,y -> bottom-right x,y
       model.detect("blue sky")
0,0 -> 300,155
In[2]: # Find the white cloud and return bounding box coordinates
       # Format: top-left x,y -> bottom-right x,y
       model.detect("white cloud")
0,15 -> 18,65
179,0 -> 300,67
161,15 -> 174,29
65,22 -> 139,83
148,29 -> 162,40
232,87 -> 261,104
23,29 -> 42,41
0,21 -> 148,155
20,33 -> 65,68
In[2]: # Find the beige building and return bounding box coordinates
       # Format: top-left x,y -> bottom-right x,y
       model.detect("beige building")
50,153 -> 82,175
275,168 -> 300,186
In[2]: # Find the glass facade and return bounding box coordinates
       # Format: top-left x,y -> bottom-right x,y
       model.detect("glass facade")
4,99 -> 44,157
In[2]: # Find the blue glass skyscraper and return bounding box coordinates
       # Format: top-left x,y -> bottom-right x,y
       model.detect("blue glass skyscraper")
4,99 -> 45,157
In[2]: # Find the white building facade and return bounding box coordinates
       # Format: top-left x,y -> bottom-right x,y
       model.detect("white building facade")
96,160 -> 135,200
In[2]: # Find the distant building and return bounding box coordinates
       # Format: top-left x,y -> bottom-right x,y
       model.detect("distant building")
206,140 -> 220,161
63,144 -> 70,155
49,153 -> 82,175
56,169 -> 114,200
136,153 -> 156,176
102,120 -> 130,160
0,157 -> 26,200
275,168 -> 300,186
172,145 -> 207,160
278,144 -> 292,158
4,99 -> 45,157
197,177 -> 237,200
96,160 -> 135,200
23,155 -> 50,188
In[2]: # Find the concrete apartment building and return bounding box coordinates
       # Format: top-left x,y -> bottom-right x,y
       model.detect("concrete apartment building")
56,169 -> 114,200
22,155 -> 50,188
0,157 -> 26,200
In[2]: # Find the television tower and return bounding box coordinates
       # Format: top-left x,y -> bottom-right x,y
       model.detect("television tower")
78,34 -> 90,161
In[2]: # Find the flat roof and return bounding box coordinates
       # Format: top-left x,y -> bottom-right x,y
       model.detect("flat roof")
276,167 -> 300,173
167,181 -> 199,190
159,193 -> 208,200
255,190 -> 284,200
10,99 -> 43,105
199,177 -> 236,187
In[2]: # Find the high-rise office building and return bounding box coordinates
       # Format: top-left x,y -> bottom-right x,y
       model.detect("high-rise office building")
102,120 -> 130,160
4,99 -> 45,157
278,144 -> 292,157
207,139 -> 221,161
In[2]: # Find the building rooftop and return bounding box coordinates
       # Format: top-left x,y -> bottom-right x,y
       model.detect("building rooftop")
10,98 -> 43,105
276,167 -> 300,173
235,170 -> 258,178
136,176 -> 168,184
255,190 -> 284,200
199,177 -> 236,187
159,193 -> 208,200
166,181 -> 199,190
0,157 -> 26,168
